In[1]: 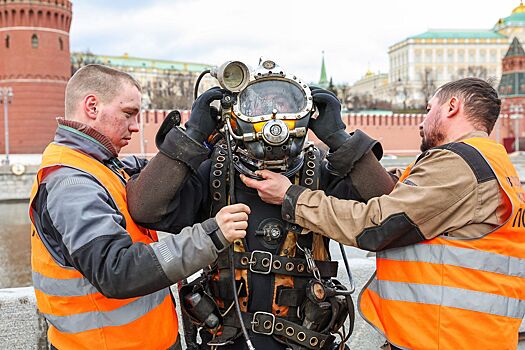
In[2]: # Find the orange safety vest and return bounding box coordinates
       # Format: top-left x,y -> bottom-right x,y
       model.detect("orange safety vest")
359,137 -> 525,350
29,143 -> 179,350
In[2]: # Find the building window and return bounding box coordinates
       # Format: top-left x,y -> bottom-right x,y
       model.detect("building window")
490,50 -> 497,63
31,34 -> 38,48
415,50 -> 421,63
424,49 -> 432,63
436,50 -> 443,63
58,37 -> 63,50
479,49 -> 486,62
447,50 -> 454,63
458,50 -> 465,63
468,50 -> 476,63
5,34 -> 9,48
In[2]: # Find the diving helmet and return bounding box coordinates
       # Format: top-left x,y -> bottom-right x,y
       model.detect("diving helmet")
209,59 -> 314,173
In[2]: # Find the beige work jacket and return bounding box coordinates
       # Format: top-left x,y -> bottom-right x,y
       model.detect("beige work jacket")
288,131 -> 507,247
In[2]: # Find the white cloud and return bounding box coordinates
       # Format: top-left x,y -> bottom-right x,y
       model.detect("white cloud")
70,0 -> 521,84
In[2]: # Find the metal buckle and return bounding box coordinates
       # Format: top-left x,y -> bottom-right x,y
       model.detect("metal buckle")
251,311 -> 275,335
249,250 -> 273,274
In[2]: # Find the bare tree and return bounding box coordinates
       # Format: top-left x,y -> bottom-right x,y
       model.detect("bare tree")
392,79 -> 410,111
462,66 -> 488,79
71,51 -> 103,76
454,66 -> 489,81
420,68 -> 436,106
145,70 -> 196,110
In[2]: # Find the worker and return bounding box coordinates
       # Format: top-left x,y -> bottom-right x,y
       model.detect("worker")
242,77 -> 525,349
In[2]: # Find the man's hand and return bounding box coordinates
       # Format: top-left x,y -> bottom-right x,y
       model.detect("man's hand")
215,203 -> 251,243
240,170 -> 292,205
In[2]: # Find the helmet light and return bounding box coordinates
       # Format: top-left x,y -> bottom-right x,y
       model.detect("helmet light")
211,61 -> 250,93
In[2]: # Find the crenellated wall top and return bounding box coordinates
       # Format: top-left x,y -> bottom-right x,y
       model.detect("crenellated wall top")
0,0 -> 72,11
0,0 -> 72,31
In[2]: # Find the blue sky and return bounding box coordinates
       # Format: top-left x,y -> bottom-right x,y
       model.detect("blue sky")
69,0 -> 523,85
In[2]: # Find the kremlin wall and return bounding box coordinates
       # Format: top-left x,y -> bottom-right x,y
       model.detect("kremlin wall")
0,0 -> 522,159
126,110 -> 516,157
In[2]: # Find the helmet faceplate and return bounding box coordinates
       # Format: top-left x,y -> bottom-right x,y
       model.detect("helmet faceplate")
215,59 -> 314,171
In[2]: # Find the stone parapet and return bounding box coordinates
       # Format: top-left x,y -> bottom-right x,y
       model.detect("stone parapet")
0,164 -> 37,202
0,287 -> 48,350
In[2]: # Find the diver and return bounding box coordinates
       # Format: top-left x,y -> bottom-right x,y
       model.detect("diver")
127,59 -> 394,349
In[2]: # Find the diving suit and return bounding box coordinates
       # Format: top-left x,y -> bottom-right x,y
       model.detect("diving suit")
127,59 -> 395,349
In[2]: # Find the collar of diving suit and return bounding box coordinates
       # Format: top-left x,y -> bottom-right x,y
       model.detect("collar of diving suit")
234,149 -> 305,178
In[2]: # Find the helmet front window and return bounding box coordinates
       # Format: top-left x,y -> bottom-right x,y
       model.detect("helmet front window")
239,80 -> 306,117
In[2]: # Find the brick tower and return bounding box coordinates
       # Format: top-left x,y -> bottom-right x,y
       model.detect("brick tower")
0,0 -> 72,154
498,37 -> 525,151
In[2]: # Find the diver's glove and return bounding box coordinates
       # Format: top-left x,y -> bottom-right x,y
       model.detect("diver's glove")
185,87 -> 225,143
309,87 -> 350,151
155,110 -> 181,148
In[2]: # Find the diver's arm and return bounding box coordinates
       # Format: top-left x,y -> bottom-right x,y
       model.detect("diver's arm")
127,88 -> 223,227
323,129 -> 396,201
127,126 -> 209,226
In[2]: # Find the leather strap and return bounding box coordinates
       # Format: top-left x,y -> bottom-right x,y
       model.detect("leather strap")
221,311 -> 335,350
216,251 -> 338,278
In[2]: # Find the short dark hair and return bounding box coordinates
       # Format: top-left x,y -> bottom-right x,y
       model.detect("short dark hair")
435,77 -> 501,134
65,64 -> 142,119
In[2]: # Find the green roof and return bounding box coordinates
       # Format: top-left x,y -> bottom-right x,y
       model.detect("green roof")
505,37 -> 525,57
318,51 -> 328,88
72,52 -> 211,73
409,30 -> 506,40
498,11 -> 525,26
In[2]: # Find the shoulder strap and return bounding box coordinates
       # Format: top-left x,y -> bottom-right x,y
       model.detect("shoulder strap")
417,142 -> 496,184
299,145 -> 322,190
297,145 -> 328,260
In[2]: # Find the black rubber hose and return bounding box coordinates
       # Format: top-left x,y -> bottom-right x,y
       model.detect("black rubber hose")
338,243 -> 355,293
225,125 -> 255,350
194,69 -> 211,101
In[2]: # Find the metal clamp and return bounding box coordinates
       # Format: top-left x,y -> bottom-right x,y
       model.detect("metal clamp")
251,311 -> 275,335
298,244 -> 321,281
249,250 -> 273,274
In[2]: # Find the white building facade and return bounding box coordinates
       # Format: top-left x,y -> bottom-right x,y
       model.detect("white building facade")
388,2 -> 525,108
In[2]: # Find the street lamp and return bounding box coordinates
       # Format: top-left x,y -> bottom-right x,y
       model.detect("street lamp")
510,103 -> 524,153
395,78 -> 407,111
0,87 -> 13,165
140,93 -> 151,158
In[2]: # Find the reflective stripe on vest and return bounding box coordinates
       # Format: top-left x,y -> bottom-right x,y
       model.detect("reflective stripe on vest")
43,288 -> 170,333
32,271 -> 99,297
368,279 -> 525,319
380,243 -> 525,279
359,138 -> 525,350
30,143 -> 178,349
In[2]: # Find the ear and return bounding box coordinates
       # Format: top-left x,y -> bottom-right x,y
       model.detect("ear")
446,96 -> 460,118
83,94 -> 99,120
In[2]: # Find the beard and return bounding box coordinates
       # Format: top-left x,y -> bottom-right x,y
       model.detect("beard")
420,114 -> 446,152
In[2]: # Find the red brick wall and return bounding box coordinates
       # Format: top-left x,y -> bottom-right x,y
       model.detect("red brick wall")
0,0 -> 72,153
122,111 -> 515,158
